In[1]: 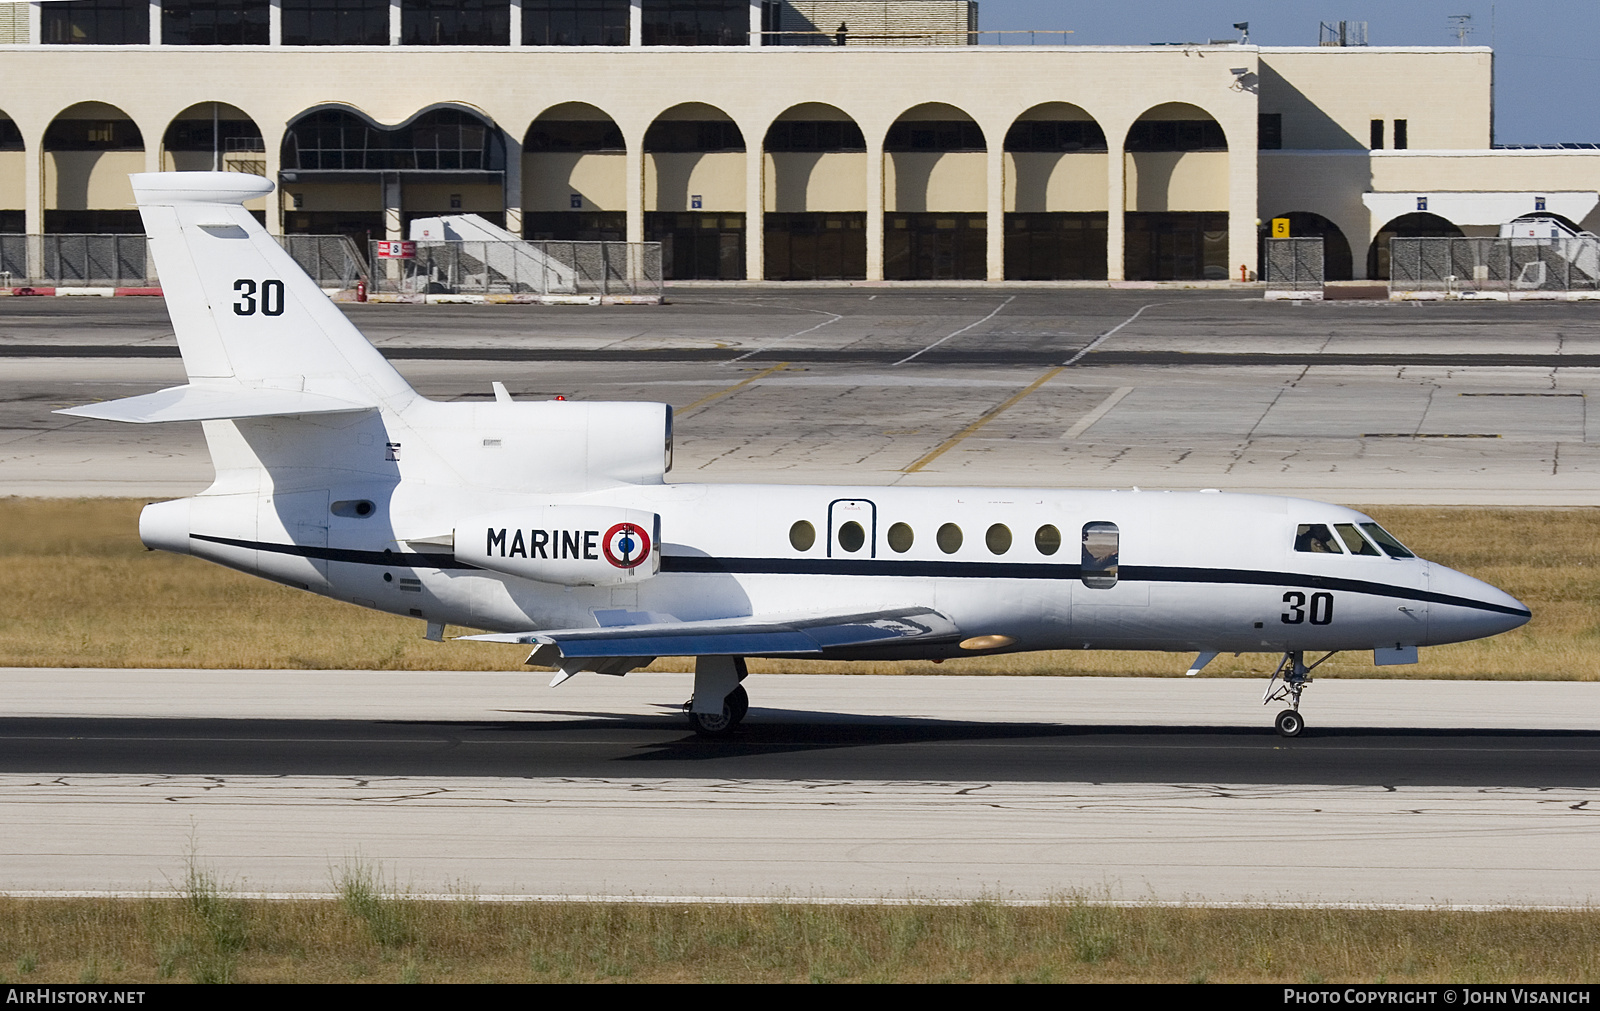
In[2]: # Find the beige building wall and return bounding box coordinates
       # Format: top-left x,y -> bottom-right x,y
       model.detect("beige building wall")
402,183 -> 503,215
1260,49 -> 1493,150
1005,153 -> 1106,213
524,152 -> 626,212
0,151 -> 24,208
45,151 -> 142,210
885,151 -> 984,211
646,151 -> 745,212
1125,151 -> 1228,212
282,182 -> 382,213
765,152 -> 865,212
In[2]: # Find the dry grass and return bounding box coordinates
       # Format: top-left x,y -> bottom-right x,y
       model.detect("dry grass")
2,879 -> 1599,984
2,497 -> 1597,679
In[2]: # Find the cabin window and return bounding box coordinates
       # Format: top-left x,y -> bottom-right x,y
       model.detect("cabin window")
789,520 -> 815,551
1035,524 -> 1061,555
1081,521 -> 1118,588
986,523 -> 1012,555
887,522 -> 914,553
1335,523 -> 1381,556
1294,524 -> 1342,554
1360,522 -> 1415,559
837,520 -> 866,553
937,522 -> 963,554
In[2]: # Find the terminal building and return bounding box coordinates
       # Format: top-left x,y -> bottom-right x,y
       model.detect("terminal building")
0,1 -> 1595,282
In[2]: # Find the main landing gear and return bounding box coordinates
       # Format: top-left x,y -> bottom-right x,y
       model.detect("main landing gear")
1262,650 -> 1337,737
684,655 -> 750,737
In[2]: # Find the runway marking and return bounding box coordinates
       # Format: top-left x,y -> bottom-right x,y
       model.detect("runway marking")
892,295 -> 1015,365
1062,301 -> 1168,366
1061,387 -> 1134,440
901,366 -> 1065,473
728,312 -> 844,363
675,362 -> 790,414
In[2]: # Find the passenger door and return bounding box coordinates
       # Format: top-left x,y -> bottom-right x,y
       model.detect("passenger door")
828,499 -> 877,558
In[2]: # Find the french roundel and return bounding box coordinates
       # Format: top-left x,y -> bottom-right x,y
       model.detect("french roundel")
602,522 -> 652,569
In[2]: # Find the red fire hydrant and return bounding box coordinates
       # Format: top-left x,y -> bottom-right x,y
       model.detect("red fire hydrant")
1239,264 -> 1249,283
356,278 -> 367,302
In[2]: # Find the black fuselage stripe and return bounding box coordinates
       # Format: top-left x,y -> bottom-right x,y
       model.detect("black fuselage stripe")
187,535 -> 1528,618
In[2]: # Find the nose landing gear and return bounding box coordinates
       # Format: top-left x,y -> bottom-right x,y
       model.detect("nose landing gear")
1263,650 -> 1337,737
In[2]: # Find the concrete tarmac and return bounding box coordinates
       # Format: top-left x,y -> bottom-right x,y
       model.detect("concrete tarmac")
7,292 -> 1600,502
2,670 -> 1597,906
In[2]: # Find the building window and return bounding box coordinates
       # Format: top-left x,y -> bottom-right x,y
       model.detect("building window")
162,2 -> 269,44
641,0 -> 748,46
525,121 -> 625,151
1002,120 -> 1107,152
43,118 -> 144,150
1394,119 -> 1408,150
523,0 -> 630,45
884,121 -> 985,152
402,0 -> 510,46
884,214 -> 986,281
282,0 -> 391,45
1258,113 -> 1282,150
642,120 -> 745,152
43,0 -> 150,45
1370,119 -> 1384,150
1125,120 -> 1227,152
283,108 -> 503,171
764,121 -> 866,152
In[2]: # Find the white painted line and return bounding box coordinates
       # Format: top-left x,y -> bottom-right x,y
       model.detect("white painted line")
1062,300 -> 1168,366
893,295 -> 1015,365
728,310 -> 843,363
1061,386 -> 1134,440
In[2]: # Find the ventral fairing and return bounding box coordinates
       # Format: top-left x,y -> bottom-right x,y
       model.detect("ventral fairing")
61,173 -> 1531,737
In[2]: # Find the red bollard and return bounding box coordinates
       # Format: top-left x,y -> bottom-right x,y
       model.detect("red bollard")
356,278 -> 367,302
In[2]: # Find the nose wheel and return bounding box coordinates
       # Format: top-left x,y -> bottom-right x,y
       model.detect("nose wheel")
1263,650 -> 1336,737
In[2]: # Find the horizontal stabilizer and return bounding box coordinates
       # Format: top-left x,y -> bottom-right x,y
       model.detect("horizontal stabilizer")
55,384 -> 376,424
459,605 -> 961,658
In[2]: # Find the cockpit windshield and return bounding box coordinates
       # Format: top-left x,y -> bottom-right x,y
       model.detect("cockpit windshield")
1335,523 -> 1381,556
1359,522 -> 1415,559
1294,524 -> 1342,553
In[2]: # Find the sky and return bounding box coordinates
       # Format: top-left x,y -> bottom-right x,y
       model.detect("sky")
973,1 -> 1600,145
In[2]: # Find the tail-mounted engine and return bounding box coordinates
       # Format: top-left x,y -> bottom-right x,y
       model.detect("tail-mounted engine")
457,505 -> 659,587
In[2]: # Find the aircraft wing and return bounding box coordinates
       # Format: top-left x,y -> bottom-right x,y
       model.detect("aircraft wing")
55,384 -> 377,424
458,605 -> 962,659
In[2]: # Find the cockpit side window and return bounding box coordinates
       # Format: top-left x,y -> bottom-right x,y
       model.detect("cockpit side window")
1294,523 -> 1342,554
1334,523 -> 1381,556
1360,522 -> 1415,559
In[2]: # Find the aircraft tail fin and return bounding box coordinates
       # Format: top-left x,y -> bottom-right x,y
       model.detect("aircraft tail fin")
130,172 -> 413,408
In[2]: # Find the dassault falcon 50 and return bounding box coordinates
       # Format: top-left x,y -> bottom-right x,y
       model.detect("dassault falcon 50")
60,172 -> 1531,737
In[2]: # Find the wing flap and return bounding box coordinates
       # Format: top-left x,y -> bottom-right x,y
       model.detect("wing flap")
460,605 -> 960,658
55,384 -> 377,424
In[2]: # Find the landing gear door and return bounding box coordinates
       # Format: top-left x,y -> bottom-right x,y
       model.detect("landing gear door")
828,499 -> 876,558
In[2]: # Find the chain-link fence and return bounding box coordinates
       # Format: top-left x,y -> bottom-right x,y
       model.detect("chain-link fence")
0,233 -> 365,289
1263,237 -> 1325,290
1390,237 -> 1600,297
370,240 -> 663,299
276,234 -> 368,290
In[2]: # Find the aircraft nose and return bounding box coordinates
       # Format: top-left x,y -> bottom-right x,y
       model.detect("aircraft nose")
1426,563 -> 1531,645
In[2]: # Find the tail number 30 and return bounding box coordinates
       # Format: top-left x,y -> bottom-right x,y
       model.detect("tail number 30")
233,279 -> 285,317
1282,591 -> 1334,625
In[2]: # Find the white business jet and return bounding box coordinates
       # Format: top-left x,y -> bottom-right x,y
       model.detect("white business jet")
61,174 -> 1531,738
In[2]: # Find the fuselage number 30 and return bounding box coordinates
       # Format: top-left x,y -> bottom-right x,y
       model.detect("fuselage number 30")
233,279 -> 285,317
1281,591 -> 1333,625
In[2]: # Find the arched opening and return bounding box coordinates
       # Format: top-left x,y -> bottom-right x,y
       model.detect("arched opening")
0,110 -> 23,234
523,103 -> 626,240
1004,102 -> 1107,280
763,103 -> 866,280
1368,212 -> 1463,281
43,102 -> 144,233
645,102 -> 746,279
164,103 -> 267,223
1123,102 -> 1229,281
280,104 -> 505,245
883,102 -> 985,280
1261,211 -> 1353,281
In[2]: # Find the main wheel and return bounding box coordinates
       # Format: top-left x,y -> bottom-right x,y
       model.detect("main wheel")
1274,709 -> 1305,738
687,684 -> 749,737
